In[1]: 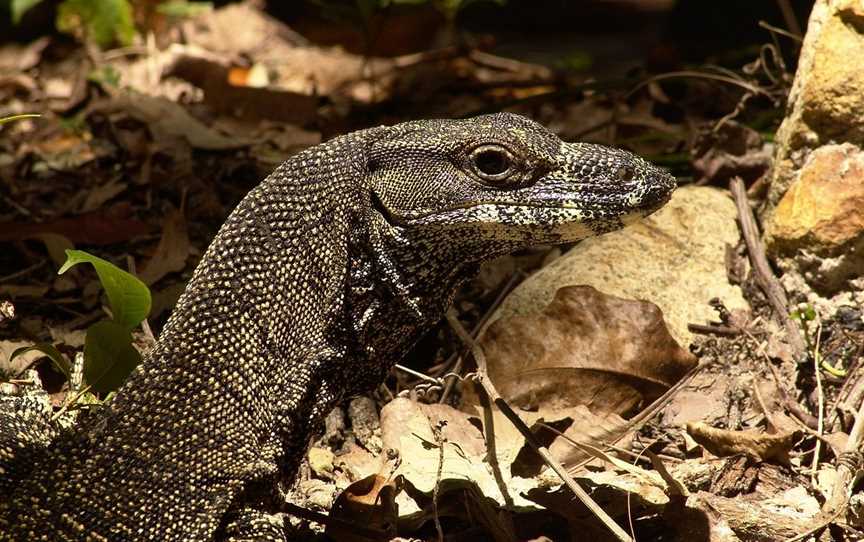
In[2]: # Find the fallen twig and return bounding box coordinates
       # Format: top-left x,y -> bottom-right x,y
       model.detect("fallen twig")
687,322 -> 741,336
729,177 -> 807,362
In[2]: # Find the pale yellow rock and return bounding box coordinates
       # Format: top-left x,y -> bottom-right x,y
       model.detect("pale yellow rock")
768,143 -> 864,251
307,446 -> 336,477
491,186 -> 749,346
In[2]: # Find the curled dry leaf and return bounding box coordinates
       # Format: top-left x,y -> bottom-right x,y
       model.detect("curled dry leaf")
685,421 -> 802,464
481,285 -> 697,414
326,474 -> 400,542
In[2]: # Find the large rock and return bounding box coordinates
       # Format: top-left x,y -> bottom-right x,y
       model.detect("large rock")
762,0 -> 864,301
770,144 -> 864,250
767,144 -> 864,295
492,186 -> 749,346
765,0 -> 864,218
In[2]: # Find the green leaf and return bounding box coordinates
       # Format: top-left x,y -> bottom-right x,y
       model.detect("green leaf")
87,65 -> 121,87
83,320 -> 141,394
11,343 -> 71,380
156,0 -> 212,18
11,0 -> 45,24
790,304 -> 817,322
56,0 -> 135,48
59,249 -> 151,329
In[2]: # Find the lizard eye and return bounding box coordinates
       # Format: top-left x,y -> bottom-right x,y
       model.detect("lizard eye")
469,145 -> 516,183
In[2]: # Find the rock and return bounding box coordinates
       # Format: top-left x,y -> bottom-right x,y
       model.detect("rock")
764,1 -> 864,221
761,0 -> 864,308
491,185 -> 749,346
766,143 -> 864,294
347,396 -> 383,454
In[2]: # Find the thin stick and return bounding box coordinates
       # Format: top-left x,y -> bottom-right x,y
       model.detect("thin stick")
431,420 -> 445,542
0,260 -> 46,283
810,322 -> 824,483
446,311 -> 633,542
395,364 -> 442,385
774,0 -> 802,37
730,177 -> 807,362
786,394 -> 864,542
438,271 -> 522,403
742,327 -> 818,430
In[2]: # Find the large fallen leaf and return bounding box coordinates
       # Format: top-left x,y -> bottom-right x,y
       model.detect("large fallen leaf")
326,474 -> 399,542
480,285 -> 697,415
162,48 -> 318,125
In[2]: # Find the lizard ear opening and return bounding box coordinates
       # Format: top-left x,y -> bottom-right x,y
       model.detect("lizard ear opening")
369,188 -> 401,226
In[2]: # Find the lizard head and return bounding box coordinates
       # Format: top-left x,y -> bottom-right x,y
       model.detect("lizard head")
366,112 -> 676,246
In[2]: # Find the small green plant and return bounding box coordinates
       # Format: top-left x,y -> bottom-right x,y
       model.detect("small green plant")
12,250 -> 151,396
790,303 -> 846,377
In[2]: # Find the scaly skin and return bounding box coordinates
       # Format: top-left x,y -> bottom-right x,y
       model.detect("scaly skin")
0,113 -> 675,541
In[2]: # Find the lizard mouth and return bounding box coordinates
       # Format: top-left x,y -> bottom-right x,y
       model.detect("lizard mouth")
372,183 -> 675,225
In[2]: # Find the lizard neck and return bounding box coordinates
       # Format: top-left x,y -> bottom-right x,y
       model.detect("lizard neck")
341,210 -> 510,385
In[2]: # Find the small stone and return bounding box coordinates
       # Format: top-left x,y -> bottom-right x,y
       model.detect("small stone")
320,406 -> 345,449
307,447 -> 335,479
298,479 -> 337,511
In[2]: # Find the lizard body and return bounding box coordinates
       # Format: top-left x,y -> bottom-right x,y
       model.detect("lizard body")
0,113 -> 675,540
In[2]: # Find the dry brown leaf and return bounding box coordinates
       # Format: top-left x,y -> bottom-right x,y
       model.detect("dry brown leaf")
139,209 -> 191,286
24,233 -> 74,267
96,93 -> 250,151
326,474 -> 399,542
163,48 -> 318,125
685,421 -> 802,464
80,180 -> 127,212
0,285 -> 50,299
677,489 -> 817,541
23,130 -> 96,171
481,285 -> 697,414
0,203 -> 150,246
379,397 -> 539,510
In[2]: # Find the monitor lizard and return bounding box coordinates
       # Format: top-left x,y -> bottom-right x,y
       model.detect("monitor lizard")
0,112 -> 676,541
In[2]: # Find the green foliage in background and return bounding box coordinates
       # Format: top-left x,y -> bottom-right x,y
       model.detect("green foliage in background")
9,0 -> 212,48
56,0 -> 135,48
310,0 -> 505,37
9,0 -> 504,49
